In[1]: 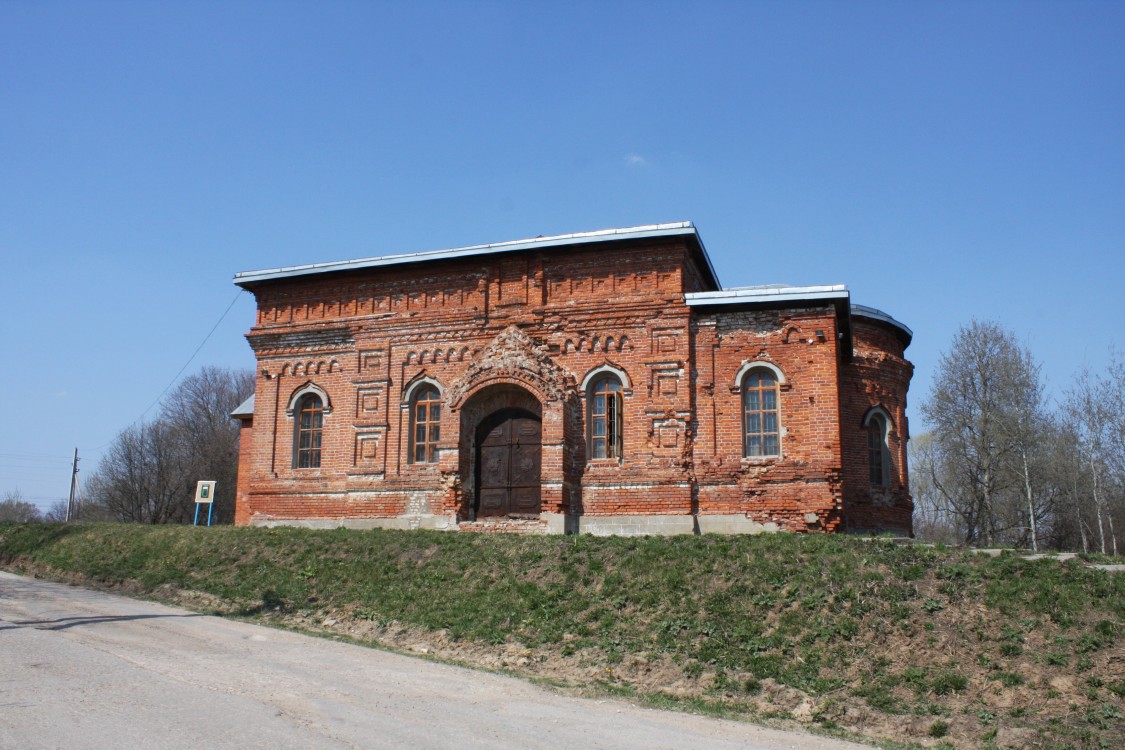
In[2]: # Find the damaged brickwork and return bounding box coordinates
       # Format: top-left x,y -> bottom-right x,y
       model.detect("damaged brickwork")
231,223 -> 913,535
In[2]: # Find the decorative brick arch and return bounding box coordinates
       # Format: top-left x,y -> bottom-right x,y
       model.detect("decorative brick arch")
401,374 -> 443,405
447,326 -> 578,525
285,381 -> 332,417
580,362 -> 632,392
861,405 -> 895,431
457,383 -> 543,521
446,326 -> 575,410
732,360 -> 786,391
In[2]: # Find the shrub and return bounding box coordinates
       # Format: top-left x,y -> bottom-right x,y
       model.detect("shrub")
989,671 -> 1025,687
931,670 -> 969,696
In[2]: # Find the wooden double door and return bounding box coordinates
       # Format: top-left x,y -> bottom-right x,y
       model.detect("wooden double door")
476,408 -> 541,517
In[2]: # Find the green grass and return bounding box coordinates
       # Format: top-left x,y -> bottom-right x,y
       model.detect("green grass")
2,523 -> 1123,749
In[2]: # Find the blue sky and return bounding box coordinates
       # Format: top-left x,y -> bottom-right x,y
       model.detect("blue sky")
2,1 -> 1122,513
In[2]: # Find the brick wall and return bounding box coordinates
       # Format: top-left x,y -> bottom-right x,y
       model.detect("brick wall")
233,235 -> 912,535
838,317 -> 914,534
691,307 -> 845,532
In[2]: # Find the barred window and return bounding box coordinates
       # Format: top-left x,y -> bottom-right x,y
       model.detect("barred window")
588,376 -> 623,459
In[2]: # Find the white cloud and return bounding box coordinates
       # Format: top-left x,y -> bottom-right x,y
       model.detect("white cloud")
624,153 -> 648,167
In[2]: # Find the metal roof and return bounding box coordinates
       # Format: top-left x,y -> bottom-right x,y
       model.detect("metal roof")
685,284 -> 849,307
231,223 -> 910,349
234,221 -> 719,289
230,394 -> 255,420
850,304 -> 913,344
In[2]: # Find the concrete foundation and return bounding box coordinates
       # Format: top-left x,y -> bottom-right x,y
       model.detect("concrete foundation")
695,514 -> 780,535
576,514 -> 696,536
251,513 -> 792,536
250,514 -> 457,531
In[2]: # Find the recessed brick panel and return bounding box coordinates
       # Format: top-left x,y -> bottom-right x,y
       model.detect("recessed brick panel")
233,236 -> 912,535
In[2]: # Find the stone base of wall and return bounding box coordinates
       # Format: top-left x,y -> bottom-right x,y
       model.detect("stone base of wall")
575,514 -> 696,536
458,517 -> 549,534
249,514 -> 457,531
695,514 -> 781,535
249,512 -> 796,537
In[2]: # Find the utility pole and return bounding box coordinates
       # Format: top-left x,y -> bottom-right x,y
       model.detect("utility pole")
66,448 -> 79,522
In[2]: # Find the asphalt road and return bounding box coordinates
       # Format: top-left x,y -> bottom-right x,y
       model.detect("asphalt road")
0,572 -> 870,750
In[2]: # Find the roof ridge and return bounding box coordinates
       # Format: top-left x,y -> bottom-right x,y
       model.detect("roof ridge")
234,221 -> 711,286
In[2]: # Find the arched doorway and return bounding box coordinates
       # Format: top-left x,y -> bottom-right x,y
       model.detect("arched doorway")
475,407 -> 542,517
457,384 -> 544,520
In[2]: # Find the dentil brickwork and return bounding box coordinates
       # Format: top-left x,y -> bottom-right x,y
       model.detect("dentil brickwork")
232,224 -> 913,536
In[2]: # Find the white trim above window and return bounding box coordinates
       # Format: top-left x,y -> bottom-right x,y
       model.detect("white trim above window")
863,406 -> 893,488
580,363 -> 632,392
732,360 -> 786,391
862,406 -> 894,430
401,376 -> 443,406
286,382 -> 332,417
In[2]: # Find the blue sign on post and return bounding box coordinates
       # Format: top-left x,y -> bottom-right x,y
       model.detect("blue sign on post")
193,481 -> 217,526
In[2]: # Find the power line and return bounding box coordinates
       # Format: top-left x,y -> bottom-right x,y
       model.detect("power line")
84,288 -> 247,452
0,450 -> 75,461
0,466 -> 74,474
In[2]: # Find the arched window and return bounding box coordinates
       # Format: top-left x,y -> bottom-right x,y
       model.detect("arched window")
866,411 -> 890,487
294,394 -> 324,468
410,384 -> 441,463
742,369 -> 780,457
588,376 -> 623,459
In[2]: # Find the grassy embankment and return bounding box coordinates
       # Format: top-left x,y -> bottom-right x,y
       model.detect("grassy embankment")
1,523 -> 1122,749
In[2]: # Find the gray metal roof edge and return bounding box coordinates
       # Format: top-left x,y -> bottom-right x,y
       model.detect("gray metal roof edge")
685,284 -> 849,307
230,394 -> 255,419
234,221 -> 718,287
850,304 -> 913,342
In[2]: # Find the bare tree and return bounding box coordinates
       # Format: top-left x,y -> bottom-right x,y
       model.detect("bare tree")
1065,358 -> 1124,556
996,344 -> 1051,550
85,366 -> 254,524
910,432 -> 966,544
43,500 -> 70,522
1044,421 -> 1095,551
917,323 -> 1123,553
0,490 -> 42,523
919,321 -> 1048,546
152,366 -> 254,524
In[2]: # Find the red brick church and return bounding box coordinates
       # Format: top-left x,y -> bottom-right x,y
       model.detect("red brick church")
231,222 -> 913,535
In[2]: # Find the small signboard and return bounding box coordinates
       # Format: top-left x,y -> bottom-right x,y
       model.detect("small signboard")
193,481 -> 217,527
195,480 -> 216,504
